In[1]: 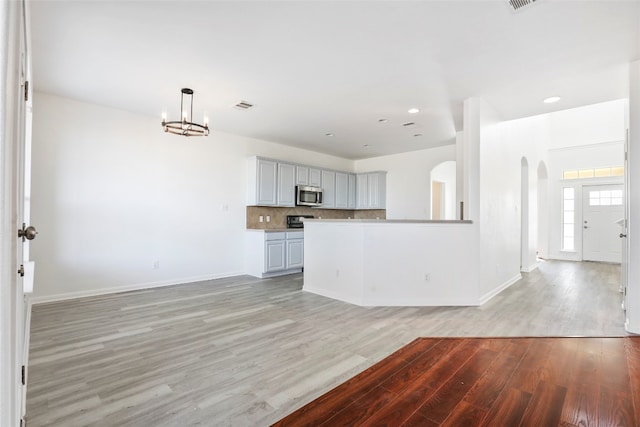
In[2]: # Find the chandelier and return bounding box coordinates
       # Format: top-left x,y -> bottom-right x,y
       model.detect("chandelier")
162,88 -> 209,137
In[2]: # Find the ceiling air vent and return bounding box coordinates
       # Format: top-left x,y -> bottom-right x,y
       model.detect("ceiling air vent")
402,122 -> 416,127
508,0 -> 537,12
234,100 -> 254,110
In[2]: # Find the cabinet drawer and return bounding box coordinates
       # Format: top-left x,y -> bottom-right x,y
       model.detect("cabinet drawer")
265,232 -> 286,241
286,231 -> 304,240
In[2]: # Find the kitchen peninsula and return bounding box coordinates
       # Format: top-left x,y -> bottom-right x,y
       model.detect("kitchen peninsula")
302,218 -> 499,307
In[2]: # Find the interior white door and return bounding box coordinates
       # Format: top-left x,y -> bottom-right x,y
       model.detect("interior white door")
582,184 -> 624,263
0,1 -> 33,424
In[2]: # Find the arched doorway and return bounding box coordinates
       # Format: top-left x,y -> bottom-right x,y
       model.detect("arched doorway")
521,157 -> 529,271
430,161 -> 456,220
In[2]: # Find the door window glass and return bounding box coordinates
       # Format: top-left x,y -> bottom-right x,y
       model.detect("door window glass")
563,187 -> 575,251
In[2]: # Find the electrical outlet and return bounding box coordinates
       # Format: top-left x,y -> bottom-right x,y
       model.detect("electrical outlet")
424,273 -> 430,281
266,215 -> 271,222
152,260 -> 160,269
259,215 -> 264,223
336,269 -> 340,277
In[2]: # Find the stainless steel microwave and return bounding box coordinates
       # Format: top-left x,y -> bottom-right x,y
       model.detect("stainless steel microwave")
296,185 -> 323,207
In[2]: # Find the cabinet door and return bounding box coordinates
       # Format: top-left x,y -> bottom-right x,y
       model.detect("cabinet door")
296,166 -> 309,186
368,172 -> 380,208
335,172 -> 349,209
309,168 -> 322,187
265,240 -> 286,272
321,170 -> 336,208
277,163 -> 296,206
286,239 -> 304,269
356,173 -> 368,209
367,172 -> 386,209
348,174 -> 357,209
256,159 -> 277,205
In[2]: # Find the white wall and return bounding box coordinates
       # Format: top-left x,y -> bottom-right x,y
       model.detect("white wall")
476,100 -> 523,295
353,145 -> 456,219
548,100 -> 626,149
30,92 -> 352,301
495,114 -> 549,272
303,221 -> 480,306
430,161 -> 456,220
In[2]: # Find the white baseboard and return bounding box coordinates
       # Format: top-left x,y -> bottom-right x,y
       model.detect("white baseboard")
478,273 -> 522,305
30,271 -> 245,305
302,285 -> 364,306
521,262 -> 539,273
303,285 -> 480,307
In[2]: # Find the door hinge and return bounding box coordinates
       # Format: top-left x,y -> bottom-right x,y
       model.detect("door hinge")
18,264 -> 25,277
21,365 -> 25,385
24,81 -> 29,102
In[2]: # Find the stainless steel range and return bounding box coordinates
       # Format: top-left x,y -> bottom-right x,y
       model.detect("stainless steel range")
286,215 -> 314,229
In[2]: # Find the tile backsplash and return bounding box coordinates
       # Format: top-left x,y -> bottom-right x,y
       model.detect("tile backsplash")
246,206 -> 386,229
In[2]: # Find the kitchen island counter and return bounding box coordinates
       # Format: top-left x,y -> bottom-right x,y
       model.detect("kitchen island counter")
303,219 -> 518,307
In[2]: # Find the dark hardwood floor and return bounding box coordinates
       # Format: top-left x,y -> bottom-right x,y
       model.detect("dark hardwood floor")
273,337 -> 640,427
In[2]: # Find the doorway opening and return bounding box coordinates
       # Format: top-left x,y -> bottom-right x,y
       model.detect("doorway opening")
430,161 -> 456,220
521,157 -> 530,272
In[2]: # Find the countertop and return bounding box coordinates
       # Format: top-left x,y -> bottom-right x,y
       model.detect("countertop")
304,219 -> 473,224
246,228 -> 304,232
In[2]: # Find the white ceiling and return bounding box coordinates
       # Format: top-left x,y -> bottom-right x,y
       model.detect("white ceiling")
29,1 -> 640,160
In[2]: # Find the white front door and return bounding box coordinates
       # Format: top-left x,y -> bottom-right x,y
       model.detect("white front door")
582,184 -> 624,263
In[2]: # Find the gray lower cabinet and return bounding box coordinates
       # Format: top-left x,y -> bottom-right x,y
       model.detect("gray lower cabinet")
245,231 -> 304,278
286,238 -> 304,269
265,239 -> 286,272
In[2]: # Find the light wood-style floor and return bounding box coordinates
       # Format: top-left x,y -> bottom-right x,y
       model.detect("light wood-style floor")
26,260 -> 627,426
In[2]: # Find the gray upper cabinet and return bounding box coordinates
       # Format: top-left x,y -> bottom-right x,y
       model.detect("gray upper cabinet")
248,156 -> 385,210
309,168 -> 322,187
356,173 -> 368,209
321,170 -> 336,208
248,157 -> 278,206
356,171 -> 387,209
335,172 -> 349,209
348,173 -> 357,209
296,166 -> 309,186
277,163 -> 296,206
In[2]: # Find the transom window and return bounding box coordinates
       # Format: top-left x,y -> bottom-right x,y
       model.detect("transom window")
563,166 -> 623,180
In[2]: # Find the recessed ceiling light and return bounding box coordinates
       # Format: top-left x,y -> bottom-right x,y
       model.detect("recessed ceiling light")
408,108 -> 420,114
378,119 -> 388,123
543,96 -> 561,104
325,133 -> 334,137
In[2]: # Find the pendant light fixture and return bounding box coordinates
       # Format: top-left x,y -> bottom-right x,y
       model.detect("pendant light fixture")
162,88 -> 209,137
